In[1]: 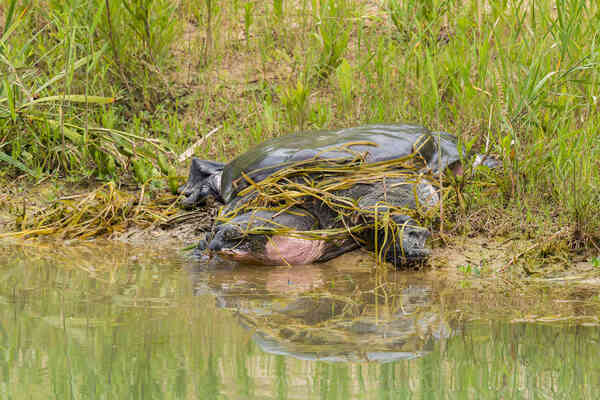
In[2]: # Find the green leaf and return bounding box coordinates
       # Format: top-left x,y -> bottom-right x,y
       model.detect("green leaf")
531,71 -> 557,98
2,0 -> 17,39
0,150 -> 39,178
19,95 -> 115,108
425,50 -> 439,106
44,119 -> 84,145
0,0 -> 22,48
157,153 -> 171,176
33,54 -> 101,95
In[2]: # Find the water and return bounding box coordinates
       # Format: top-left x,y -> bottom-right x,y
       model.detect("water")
0,242 -> 599,399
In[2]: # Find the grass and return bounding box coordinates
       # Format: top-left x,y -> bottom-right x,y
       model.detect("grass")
1,0 -> 600,264
1,181 -> 180,239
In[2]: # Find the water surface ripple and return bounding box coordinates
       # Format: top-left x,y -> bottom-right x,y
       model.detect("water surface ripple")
0,242 -> 598,399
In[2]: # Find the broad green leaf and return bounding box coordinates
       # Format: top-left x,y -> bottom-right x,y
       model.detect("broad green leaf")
0,150 -> 38,178
45,119 -> 84,144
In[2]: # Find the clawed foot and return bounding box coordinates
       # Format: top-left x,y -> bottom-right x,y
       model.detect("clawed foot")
207,223 -> 245,252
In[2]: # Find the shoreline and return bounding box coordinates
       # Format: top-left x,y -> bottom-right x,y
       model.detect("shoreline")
0,179 -> 597,280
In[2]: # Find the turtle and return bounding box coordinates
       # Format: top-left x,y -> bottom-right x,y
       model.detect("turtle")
179,124 -> 467,267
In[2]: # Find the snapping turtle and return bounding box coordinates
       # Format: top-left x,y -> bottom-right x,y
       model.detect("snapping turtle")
180,124 -> 463,267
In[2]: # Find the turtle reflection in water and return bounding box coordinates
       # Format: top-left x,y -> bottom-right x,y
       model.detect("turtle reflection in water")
180,124 -> 484,267
190,259 -> 452,362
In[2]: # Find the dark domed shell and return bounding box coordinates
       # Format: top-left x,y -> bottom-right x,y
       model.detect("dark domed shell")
221,124 -> 460,203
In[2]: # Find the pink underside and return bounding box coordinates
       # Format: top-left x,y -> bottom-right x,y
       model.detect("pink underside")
219,235 -> 326,265
265,236 -> 326,265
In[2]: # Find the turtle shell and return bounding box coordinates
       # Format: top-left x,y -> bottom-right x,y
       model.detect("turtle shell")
221,124 -> 460,203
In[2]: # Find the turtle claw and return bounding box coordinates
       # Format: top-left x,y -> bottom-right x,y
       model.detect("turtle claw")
208,223 -> 244,252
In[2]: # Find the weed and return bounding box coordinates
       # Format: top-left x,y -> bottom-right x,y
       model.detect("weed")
335,58 -> 354,115
278,79 -> 311,130
243,1 -> 254,45
457,264 -> 481,277
312,0 -> 353,80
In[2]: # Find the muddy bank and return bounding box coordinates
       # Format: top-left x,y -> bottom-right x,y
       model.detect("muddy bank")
1,180 -> 598,284
0,179 -> 213,247
113,216 -> 600,289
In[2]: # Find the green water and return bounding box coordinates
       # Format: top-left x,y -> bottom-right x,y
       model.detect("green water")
0,243 -> 599,399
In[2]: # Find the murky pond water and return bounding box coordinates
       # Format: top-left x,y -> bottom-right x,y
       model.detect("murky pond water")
1,242 -> 599,399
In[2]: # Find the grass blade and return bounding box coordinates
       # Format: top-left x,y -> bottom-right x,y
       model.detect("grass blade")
0,150 -> 38,178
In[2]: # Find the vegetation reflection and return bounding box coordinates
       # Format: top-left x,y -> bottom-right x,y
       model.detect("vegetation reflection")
0,244 -> 598,399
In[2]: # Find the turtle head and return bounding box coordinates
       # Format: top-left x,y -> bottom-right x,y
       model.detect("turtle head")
179,158 -> 225,209
368,215 -> 431,267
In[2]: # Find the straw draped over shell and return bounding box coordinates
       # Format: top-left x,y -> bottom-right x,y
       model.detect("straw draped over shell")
215,124 -> 461,264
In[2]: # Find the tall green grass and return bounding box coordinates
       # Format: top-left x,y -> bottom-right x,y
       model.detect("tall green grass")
0,0 -> 179,184
1,0 -> 600,239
